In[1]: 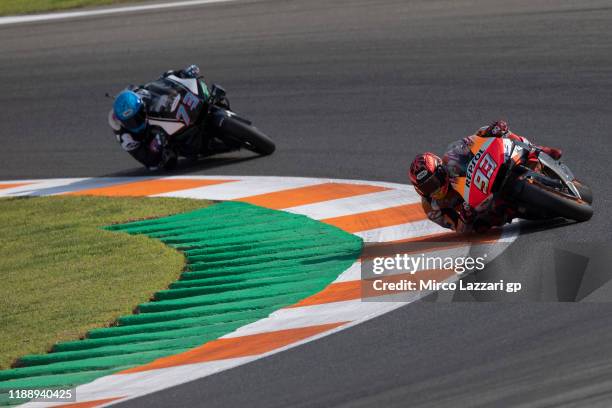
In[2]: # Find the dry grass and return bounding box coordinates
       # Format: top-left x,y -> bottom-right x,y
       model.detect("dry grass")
0,195 -> 209,369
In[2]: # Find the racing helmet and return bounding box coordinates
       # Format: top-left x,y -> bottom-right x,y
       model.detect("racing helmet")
408,152 -> 449,199
113,90 -> 146,133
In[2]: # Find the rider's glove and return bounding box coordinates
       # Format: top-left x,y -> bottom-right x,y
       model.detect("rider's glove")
539,146 -> 563,160
183,64 -> 200,78
458,202 -> 475,225
119,133 -> 141,152
526,146 -> 563,167
526,148 -> 540,167
162,65 -> 200,79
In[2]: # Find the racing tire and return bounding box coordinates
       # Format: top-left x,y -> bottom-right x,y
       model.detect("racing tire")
515,179 -> 593,222
573,180 -> 593,204
219,117 -> 276,156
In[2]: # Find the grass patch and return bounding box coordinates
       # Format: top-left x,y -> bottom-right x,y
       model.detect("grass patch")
0,0 -> 151,16
0,195 -> 209,370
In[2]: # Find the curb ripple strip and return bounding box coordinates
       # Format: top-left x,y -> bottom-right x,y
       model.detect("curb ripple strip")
0,176 -> 515,407
0,201 -> 362,406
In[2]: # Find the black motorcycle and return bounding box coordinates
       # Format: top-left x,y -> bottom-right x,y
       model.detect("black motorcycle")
116,74 -> 275,169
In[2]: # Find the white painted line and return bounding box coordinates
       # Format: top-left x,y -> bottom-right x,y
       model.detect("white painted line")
0,178 -> 85,196
20,356 -> 257,407
153,178 -> 325,200
356,219 -> 448,242
0,0 -> 237,26
222,299 -> 402,338
161,175 -> 412,192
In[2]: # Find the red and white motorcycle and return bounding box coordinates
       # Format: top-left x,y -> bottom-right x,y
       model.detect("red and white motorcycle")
452,136 -> 593,224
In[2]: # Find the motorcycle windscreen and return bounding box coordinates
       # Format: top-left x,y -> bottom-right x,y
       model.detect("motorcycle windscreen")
143,80 -> 182,116
462,137 -> 506,208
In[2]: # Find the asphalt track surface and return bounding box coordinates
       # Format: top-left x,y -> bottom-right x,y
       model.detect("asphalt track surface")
1,0 -> 612,406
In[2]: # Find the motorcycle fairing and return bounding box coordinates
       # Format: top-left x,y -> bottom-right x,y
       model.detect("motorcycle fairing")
142,78 -> 205,135
460,136 -> 506,209
147,119 -> 185,136
166,75 -> 199,95
532,151 -> 582,198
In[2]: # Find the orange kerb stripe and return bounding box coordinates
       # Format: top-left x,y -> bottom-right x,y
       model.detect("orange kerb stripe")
289,280 -> 362,307
0,182 -> 30,190
66,178 -> 235,197
119,322 -> 346,374
384,229 -> 502,246
321,203 -> 426,233
55,397 -> 124,408
289,269 -> 456,308
238,182 -> 389,209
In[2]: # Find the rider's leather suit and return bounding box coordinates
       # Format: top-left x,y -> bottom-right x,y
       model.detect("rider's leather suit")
108,66 -> 209,170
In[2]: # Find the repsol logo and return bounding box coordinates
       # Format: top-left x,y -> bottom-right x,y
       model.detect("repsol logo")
465,148 -> 484,188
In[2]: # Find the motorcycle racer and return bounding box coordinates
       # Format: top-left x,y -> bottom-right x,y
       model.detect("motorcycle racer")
409,120 -> 563,233
108,64 -> 213,170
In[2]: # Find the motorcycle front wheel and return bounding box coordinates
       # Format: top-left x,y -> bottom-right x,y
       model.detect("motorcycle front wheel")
515,178 -> 593,222
219,117 -> 276,156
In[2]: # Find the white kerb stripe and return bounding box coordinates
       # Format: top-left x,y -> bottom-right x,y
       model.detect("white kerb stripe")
223,300 -> 404,338
285,188 -> 421,220
152,178 -> 326,200
356,219 -> 449,242
0,0 -> 238,26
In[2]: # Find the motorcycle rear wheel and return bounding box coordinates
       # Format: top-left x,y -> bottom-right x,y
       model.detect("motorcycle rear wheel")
515,178 -> 593,222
